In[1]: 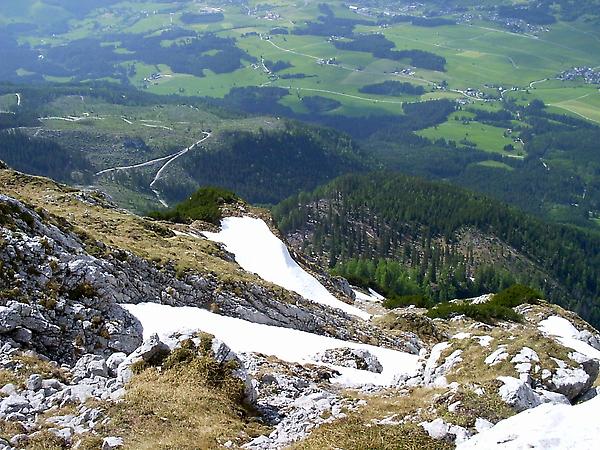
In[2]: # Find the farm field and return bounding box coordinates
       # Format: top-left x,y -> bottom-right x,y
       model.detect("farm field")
1,0 -> 600,230
417,111 -> 524,156
0,1 -> 598,126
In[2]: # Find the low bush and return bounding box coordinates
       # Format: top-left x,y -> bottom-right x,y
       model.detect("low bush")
148,187 -> 239,225
492,284 -> 541,307
426,284 -> 542,323
427,301 -> 522,323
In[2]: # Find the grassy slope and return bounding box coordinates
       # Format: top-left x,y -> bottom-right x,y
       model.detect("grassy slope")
0,168 -> 258,283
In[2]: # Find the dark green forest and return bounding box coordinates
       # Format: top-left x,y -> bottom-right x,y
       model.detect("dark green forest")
155,123 -> 367,205
273,173 -> 600,327
0,130 -> 92,183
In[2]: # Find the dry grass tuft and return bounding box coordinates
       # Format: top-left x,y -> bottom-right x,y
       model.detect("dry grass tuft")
24,431 -> 67,450
292,388 -> 449,450
99,344 -> 269,449
439,384 -> 514,428
292,417 -> 453,450
13,355 -> 70,384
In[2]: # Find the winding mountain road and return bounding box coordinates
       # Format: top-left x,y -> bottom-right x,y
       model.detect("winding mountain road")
96,131 -> 211,207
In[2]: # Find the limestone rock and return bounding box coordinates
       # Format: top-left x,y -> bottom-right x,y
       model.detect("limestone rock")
497,376 -> 541,412
26,374 -> 43,392
313,348 -> 383,373
73,354 -> 109,382
106,352 -> 127,376
0,394 -> 30,415
116,334 -> 170,385
544,354 -> 599,401
102,436 -> 124,450
535,389 -> 570,405
420,418 -> 470,444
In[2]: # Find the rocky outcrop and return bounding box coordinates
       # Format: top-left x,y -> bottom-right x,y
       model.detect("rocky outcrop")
0,194 -> 144,362
242,353 -> 358,449
0,194 -> 408,364
545,353 -> 599,401
314,348 -> 383,373
497,376 -> 542,412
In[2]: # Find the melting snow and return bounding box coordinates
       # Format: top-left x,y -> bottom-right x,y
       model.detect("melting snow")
204,217 -> 370,320
457,395 -> 600,450
122,303 -> 420,387
353,289 -> 384,303
538,316 -> 600,360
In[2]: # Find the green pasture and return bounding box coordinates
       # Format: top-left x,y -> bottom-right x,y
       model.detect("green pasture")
417,111 -> 524,155
474,160 -> 515,171
1,0 -> 600,128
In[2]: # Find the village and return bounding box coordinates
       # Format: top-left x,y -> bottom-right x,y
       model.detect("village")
558,67 -> 600,85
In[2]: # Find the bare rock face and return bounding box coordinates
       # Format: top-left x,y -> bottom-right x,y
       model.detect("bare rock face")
497,376 -> 542,412
0,194 -> 144,362
544,353 -> 599,401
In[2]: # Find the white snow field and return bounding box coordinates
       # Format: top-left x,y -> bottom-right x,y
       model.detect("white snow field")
457,395 -> 600,450
122,303 -> 420,387
353,288 -> 385,303
203,216 -> 370,319
538,316 -> 600,360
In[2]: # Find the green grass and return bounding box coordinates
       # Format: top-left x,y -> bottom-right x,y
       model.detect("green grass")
1,0 -> 600,187
475,160 -> 515,171
417,112 -> 524,155
0,94 -> 18,111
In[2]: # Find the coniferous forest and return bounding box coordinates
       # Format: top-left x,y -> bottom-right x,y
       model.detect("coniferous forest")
273,173 -> 600,327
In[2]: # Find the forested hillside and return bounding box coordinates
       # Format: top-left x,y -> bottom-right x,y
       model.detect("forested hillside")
0,130 -> 92,183
366,100 -> 600,230
154,123 -> 367,205
273,173 -> 600,327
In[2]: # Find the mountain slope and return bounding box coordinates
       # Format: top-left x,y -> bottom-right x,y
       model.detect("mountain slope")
273,173 -> 600,327
1,165 -> 600,449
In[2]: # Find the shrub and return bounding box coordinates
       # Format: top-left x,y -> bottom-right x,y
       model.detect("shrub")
493,284 -> 542,308
148,187 -> 239,225
426,284 -> 542,323
427,300 -> 522,323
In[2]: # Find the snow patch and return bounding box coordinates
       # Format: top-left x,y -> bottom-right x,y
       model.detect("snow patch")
539,316 -> 600,360
458,395 -> 600,450
203,217 -> 370,320
353,289 -> 383,303
122,303 -> 419,387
